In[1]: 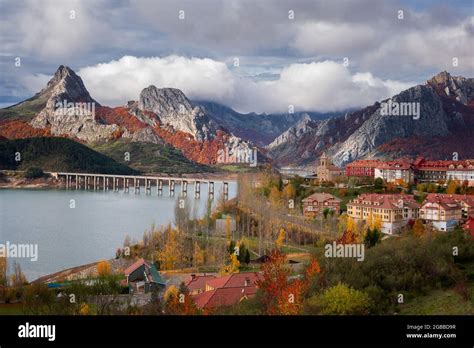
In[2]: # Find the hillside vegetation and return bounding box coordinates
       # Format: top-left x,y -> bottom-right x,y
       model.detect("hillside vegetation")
0,137 -> 138,174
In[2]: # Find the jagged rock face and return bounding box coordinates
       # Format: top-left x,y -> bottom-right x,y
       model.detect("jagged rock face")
428,71 -> 474,105
268,71 -> 474,167
138,86 -> 217,141
30,66 -> 119,142
122,127 -> 163,144
267,113 -> 314,149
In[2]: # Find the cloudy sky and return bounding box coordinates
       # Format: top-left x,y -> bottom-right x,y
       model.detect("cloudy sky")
0,0 -> 472,113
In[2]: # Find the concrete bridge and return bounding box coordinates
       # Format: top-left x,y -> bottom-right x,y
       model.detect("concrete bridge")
49,172 -> 229,199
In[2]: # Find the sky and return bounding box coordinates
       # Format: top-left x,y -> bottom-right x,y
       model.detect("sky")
0,0 -> 473,113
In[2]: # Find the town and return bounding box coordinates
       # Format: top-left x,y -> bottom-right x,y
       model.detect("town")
1,151 -> 473,316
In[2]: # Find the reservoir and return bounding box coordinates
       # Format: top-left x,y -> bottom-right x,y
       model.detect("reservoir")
0,182 -> 237,280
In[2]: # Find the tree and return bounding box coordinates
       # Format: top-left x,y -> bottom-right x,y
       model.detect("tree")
413,219 -> 425,237
193,242 -> 205,267
225,215 -> 232,240
269,186 -> 282,208
25,167 -> 44,179
275,228 -> 286,250
323,208 -> 330,219
0,257 -> 7,287
97,260 -> 110,276
446,180 -> 458,194
374,178 -> 384,190
10,261 -> 27,287
282,183 -> 296,201
220,253 -> 240,275
258,250 -> 320,315
364,228 -> 382,248
317,283 -> 370,315
157,227 -> 184,270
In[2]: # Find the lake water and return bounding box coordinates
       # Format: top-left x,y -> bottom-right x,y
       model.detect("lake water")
0,182 -> 236,280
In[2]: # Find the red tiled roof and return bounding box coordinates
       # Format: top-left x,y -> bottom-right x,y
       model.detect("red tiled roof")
205,272 -> 262,290
346,160 -> 382,168
423,194 -> 462,210
185,275 -> 217,293
302,192 -> 342,203
193,286 -> 258,309
376,159 -> 413,170
349,193 -> 420,209
124,258 -> 148,276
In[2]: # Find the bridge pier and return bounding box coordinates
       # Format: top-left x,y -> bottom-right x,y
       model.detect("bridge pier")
157,179 -> 163,196
169,180 -> 175,196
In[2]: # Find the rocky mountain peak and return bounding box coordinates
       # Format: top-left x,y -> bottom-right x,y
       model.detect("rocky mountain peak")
427,71 -> 473,105
138,85 -> 216,141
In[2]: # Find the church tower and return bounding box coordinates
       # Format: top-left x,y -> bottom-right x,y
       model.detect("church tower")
320,152 -> 328,167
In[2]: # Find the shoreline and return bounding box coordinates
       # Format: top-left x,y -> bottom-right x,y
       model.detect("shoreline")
0,171 -> 240,190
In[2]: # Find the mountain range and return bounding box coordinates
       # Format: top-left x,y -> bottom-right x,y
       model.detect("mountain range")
0,66 -> 472,173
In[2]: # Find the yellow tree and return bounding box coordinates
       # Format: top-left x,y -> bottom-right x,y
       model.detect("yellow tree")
275,228 -> 286,249
158,227 -> 183,270
220,253 -> 240,275
413,219 -> 425,237
97,260 -> 110,276
446,181 -> 458,194
193,242 -> 205,267
282,183 -> 296,201
225,215 -> 232,240
269,186 -> 282,208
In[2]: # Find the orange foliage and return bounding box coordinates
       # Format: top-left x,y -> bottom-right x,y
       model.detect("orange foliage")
0,120 -> 51,139
95,106 -> 148,133
258,250 -> 320,315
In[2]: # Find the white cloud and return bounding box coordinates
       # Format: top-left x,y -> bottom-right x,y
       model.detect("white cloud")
75,56 -> 413,113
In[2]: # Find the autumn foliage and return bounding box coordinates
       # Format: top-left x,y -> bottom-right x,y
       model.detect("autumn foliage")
257,250 -> 320,315
0,120 -> 51,139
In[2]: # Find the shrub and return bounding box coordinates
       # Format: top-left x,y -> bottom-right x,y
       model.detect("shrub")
24,167 -> 44,179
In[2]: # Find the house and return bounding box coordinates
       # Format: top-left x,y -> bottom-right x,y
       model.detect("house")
347,193 -> 420,234
419,194 -> 463,232
184,274 -> 217,295
345,159 -> 383,177
432,194 -> 474,219
124,258 -> 166,294
374,159 -> 415,184
188,272 -> 263,310
316,152 -> 343,182
302,192 -> 341,218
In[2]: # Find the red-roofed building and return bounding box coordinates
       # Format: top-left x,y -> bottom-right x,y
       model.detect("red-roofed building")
193,286 -> 258,310
414,157 -> 474,186
420,194 -> 463,231
346,159 -> 383,177
184,274 -> 217,295
302,192 -> 341,218
347,193 -> 420,234
374,159 -> 415,184
187,272 -> 263,310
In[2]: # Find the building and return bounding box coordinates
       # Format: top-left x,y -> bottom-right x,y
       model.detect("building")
374,159 -> 415,184
414,158 -> 474,186
316,152 -> 343,182
302,192 -> 341,218
347,193 -> 420,234
462,217 -> 474,237
184,274 -> 217,295
419,194 -> 463,231
123,258 -> 166,294
345,159 -> 383,177
189,272 -> 263,310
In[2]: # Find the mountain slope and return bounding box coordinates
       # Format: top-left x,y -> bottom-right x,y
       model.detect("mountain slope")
0,137 -> 138,174
0,66 -> 257,166
197,100 -> 340,146
267,71 -> 474,167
